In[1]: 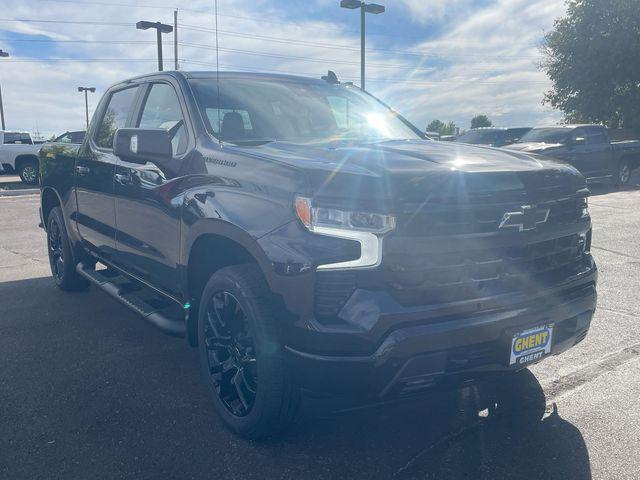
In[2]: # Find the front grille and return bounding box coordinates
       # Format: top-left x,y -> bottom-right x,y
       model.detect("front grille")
385,233 -> 590,307
397,196 -> 587,236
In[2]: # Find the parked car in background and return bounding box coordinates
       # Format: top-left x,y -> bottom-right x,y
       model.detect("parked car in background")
505,125 -> 640,186
39,71 -> 596,438
53,130 -> 86,145
439,134 -> 458,142
456,127 -> 532,147
425,130 -> 440,140
0,131 -> 43,184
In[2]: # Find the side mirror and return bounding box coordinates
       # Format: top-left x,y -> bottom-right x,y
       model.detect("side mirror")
573,137 -> 586,146
114,128 -> 172,165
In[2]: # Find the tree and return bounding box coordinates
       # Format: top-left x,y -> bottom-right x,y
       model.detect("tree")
471,115 -> 492,129
426,119 -> 445,134
426,119 -> 457,135
541,0 -> 640,131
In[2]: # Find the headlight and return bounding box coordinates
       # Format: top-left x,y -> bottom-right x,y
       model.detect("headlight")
579,197 -> 589,219
295,196 -> 395,270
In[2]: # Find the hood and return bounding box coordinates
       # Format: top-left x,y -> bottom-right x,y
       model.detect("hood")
241,139 -> 585,209
503,142 -> 564,153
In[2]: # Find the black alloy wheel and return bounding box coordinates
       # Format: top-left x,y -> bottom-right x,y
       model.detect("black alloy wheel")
47,215 -> 65,282
197,264 -> 300,438
203,291 -> 258,417
46,207 -> 89,291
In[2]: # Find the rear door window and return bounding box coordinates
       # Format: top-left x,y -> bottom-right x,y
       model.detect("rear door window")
70,131 -> 86,144
587,129 -> 608,145
3,133 -> 32,144
95,86 -> 139,149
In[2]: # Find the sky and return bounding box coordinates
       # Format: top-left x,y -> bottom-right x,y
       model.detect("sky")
0,0 -> 568,139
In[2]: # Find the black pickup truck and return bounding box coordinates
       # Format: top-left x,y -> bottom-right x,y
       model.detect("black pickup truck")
505,125 -> 640,185
39,71 -> 597,438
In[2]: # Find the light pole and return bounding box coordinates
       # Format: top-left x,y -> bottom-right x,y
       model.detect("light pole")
0,49 -> 8,130
340,0 -> 385,91
136,20 -> 174,72
77,87 -> 96,130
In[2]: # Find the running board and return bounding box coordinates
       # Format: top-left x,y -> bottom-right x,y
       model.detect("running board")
76,262 -> 186,337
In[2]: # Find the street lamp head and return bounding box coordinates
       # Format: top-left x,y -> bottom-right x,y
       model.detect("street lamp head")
340,0 -> 362,9
136,20 -> 154,30
78,87 -> 96,93
0,49 -> 9,58
136,20 -> 173,34
363,3 -> 385,14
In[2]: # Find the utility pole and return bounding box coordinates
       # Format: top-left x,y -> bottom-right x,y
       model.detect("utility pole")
136,21 -> 173,72
78,87 -> 96,130
174,10 -> 179,70
339,1 -> 385,91
0,49 -> 8,130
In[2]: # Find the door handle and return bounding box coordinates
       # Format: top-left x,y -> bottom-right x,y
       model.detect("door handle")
75,165 -> 90,176
114,172 -> 133,185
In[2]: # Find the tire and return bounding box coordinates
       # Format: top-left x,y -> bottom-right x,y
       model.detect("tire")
614,159 -> 631,187
197,264 -> 299,439
46,207 -> 89,291
18,159 -> 39,185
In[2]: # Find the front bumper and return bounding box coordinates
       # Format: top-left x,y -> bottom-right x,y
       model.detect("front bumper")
285,278 -> 596,400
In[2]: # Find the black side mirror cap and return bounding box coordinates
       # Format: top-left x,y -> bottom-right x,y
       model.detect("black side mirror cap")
114,128 -> 172,165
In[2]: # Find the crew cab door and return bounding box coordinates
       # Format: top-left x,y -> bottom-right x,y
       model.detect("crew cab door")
560,128 -> 592,176
113,81 -> 189,296
584,126 -> 613,178
75,85 -> 139,259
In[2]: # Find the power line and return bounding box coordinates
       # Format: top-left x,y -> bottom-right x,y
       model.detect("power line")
0,18 -> 542,60
0,56 -> 549,85
0,37 -> 532,72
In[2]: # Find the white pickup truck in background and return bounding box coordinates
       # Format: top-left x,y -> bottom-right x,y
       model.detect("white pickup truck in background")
0,131 -> 43,184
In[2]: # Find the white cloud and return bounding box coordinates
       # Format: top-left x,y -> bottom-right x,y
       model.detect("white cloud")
0,0 -> 568,137
399,0 -> 475,24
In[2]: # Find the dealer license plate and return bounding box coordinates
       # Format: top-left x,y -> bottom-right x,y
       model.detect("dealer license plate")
509,324 -> 554,366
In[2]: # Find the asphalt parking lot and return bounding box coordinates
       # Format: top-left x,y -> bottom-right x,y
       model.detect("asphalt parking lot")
1,174 -> 640,480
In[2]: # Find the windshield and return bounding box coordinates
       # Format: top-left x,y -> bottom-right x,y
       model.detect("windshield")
457,129 -> 503,145
519,128 -> 571,144
189,78 -> 422,145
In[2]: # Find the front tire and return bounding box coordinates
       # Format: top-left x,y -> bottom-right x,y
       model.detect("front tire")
197,264 -> 299,439
47,207 -> 89,291
18,159 -> 39,185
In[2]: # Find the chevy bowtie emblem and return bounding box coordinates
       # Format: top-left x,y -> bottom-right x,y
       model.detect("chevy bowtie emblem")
499,205 -> 550,232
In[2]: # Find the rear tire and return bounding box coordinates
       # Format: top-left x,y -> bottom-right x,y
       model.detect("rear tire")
197,264 -> 299,439
614,159 -> 631,187
18,159 -> 39,185
46,207 -> 89,291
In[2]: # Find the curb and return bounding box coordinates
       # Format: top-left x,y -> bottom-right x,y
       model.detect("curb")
0,189 -> 40,197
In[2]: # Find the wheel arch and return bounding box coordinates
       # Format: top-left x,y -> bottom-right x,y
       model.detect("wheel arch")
41,186 -> 63,228
14,154 -> 39,172
183,220 -> 279,347
620,152 -> 640,170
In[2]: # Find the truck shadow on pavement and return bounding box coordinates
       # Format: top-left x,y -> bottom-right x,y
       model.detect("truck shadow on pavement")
281,371 -> 592,479
0,276 -> 591,480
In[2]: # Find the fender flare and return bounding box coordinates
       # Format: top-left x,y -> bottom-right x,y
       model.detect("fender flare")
181,218 -> 280,295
